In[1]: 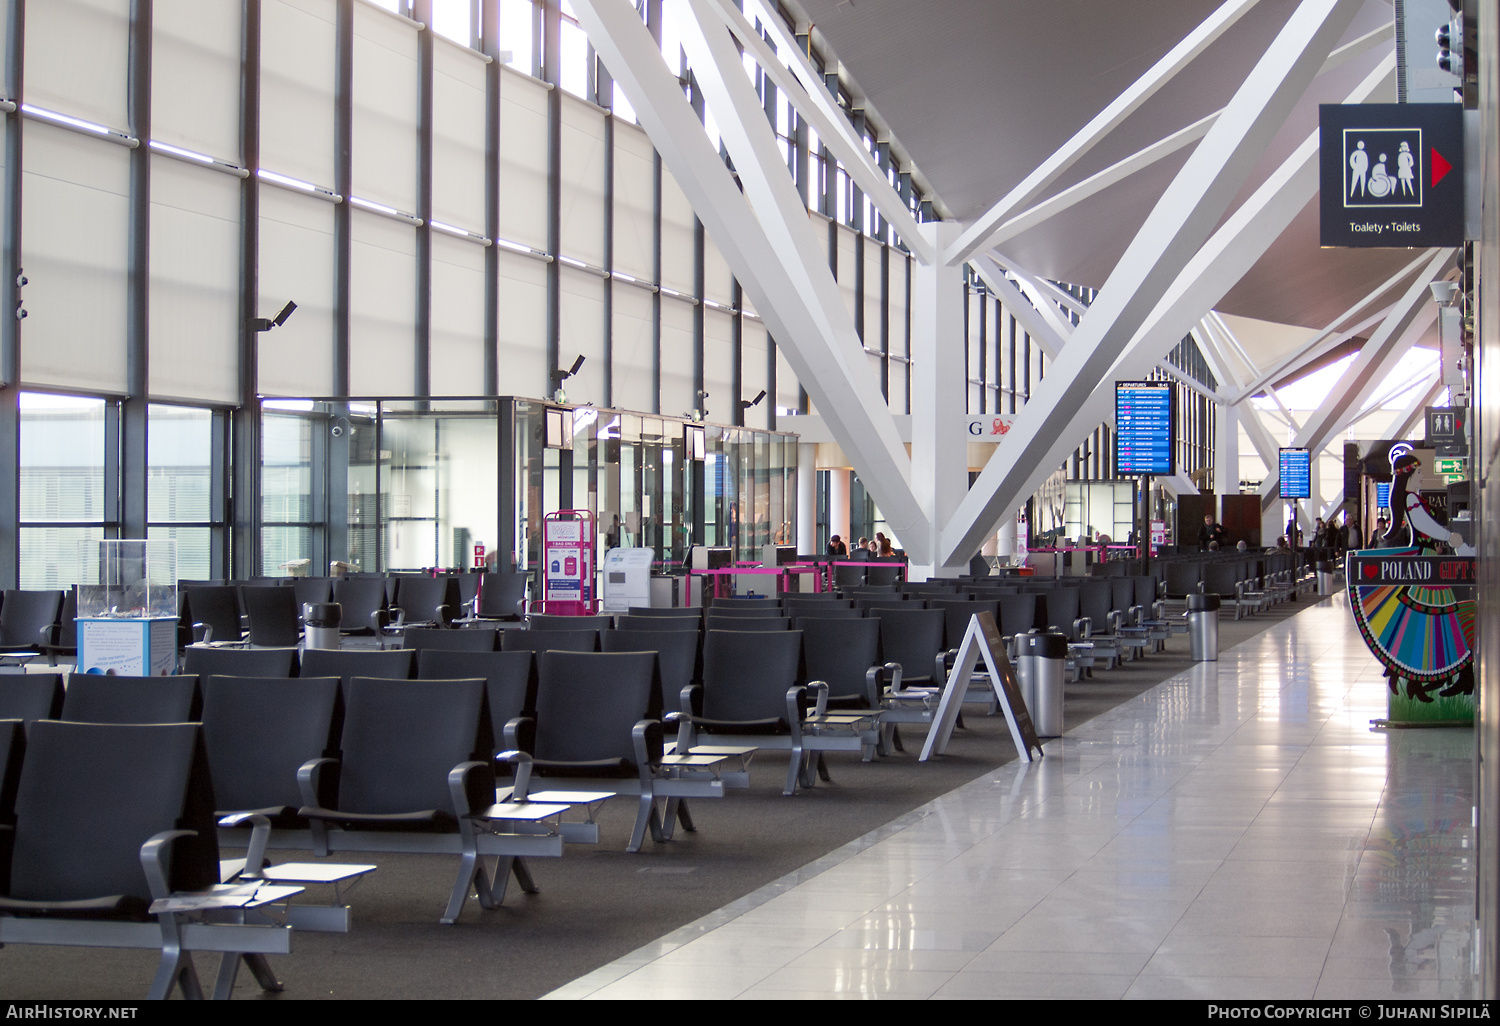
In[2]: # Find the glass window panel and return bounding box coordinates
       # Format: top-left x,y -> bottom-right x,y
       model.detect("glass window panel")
431,0 -> 472,46
261,525 -> 313,577
148,405 -> 212,523
559,17 -> 589,99
20,526 -> 104,590
499,0 -> 533,73
611,81 -> 636,123
262,410 -> 313,524
20,393 -> 107,523
149,525 -> 211,582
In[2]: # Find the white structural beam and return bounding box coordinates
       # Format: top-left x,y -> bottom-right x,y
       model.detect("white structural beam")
909,223 -> 969,575
1231,250 -> 1434,402
979,22 -> 1391,252
1194,317 -> 1244,393
1006,266 -> 1083,349
939,0 -> 1366,566
1289,253 -> 1449,454
971,256 -> 1067,360
1381,374 -> 1444,440
702,0 -> 934,264
572,0 -> 930,555
947,0 -> 1265,265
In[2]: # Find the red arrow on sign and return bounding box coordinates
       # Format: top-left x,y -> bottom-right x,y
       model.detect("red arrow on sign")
1432,147 -> 1453,188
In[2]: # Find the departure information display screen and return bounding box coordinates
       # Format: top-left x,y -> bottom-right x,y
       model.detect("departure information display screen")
1115,380 -> 1175,475
1377,482 -> 1391,509
1279,447 -> 1311,499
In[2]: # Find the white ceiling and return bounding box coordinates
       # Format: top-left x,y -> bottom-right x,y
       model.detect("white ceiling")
796,0 -> 1424,332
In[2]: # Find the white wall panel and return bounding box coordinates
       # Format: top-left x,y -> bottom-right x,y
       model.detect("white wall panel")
498,67 -> 549,251
432,42 -> 488,233
559,95 -> 607,268
20,126 -> 128,393
262,0 -> 336,189
611,283 -> 654,414
149,157 -> 239,403
496,250 -> 548,399
258,188 -> 335,397
353,4 -> 420,213
703,310 -> 733,417
430,233 -> 485,396
153,0 -> 241,162
659,298 -> 694,419
349,211 -> 416,396
742,318 -> 771,431
559,268 -> 606,406
612,122 -> 655,281
703,230 -> 733,307
25,0 -> 129,131
659,169 -> 695,295
836,225 -> 858,331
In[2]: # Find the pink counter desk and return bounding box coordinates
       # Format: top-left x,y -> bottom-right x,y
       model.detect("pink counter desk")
691,564 -> 824,599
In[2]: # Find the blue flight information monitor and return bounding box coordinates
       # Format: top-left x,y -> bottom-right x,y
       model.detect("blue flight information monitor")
1279,447 -> 1311,499
1115,380 -> 1175,475
1377,482 -> 1391,509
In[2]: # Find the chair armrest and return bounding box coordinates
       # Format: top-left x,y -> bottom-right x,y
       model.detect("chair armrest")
502,716 -> 535,754
804,680 -> 829,717
1108,610 -> 1124,633
679,683 -> 701,719
194,621 -> 211,645
296,757 -> 340,810
864,665 -> 882,707
384,607 -> 407,631
140,829 -> 199,900
496,750 -> 534,801
631,719 -> 665,775
216,813 -> 272,880
435,603 -> 450,625
1075,616 -> 1091,639
447,761 -> 494,818
784,685 -> 809,742
879,661 -> 905,695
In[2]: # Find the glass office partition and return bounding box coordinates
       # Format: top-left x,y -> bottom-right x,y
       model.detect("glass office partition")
264,396 -> 795,576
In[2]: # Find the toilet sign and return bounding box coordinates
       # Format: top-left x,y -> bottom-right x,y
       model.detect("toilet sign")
1320,103 -> 1464,248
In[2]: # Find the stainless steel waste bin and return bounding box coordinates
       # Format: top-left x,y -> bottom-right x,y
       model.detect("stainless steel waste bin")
304,601 -> 342,651
1020,631 -> 1067,737
1316,560 -> 1335,596
1187,593 -> 1219,661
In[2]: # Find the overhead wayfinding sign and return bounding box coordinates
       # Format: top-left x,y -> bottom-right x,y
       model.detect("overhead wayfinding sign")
1279,447 -> 1311,500
1115,380 -> 1174,476
1320,103 -> 1464,248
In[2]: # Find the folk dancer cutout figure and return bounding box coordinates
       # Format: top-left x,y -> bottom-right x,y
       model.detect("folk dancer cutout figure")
1396,140 -> 1416,198
1348,139 -> 1368,199
1349,451 -> 1475,715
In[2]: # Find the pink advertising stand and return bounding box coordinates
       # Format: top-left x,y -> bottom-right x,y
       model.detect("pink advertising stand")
540,510 -> 597,615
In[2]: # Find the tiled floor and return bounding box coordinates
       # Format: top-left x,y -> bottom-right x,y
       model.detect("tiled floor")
545,594 -> 1479,1000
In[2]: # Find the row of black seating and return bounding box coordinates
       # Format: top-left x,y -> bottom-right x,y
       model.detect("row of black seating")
177,572 -> 530,647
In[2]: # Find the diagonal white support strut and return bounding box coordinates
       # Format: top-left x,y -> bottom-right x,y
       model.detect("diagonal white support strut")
947,0 -> 1266,265
571,0 -> 930,555
939,0 -> 1367,566
702,0 -> 933,264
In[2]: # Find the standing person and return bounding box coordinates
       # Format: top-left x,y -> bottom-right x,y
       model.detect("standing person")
1197,513 -> 1225,552
1346,512 -> 1362,550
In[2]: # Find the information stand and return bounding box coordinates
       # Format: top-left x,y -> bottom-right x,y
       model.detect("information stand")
540,510 -> 596,615
920,612 -> 1044,763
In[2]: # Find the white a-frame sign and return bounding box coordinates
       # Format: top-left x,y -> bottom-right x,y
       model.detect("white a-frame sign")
919,611 -> 1044,763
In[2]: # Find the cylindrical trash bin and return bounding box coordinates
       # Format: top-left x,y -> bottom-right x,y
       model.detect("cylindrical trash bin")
1020,631 -> 1067,737
304,601 -> 342,651
1187,593 -> 1220,661
1316,560 -> 1335,596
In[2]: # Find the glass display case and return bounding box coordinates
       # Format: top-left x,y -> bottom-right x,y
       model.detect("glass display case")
76,539 -> 178,618
75,539 -> 178,675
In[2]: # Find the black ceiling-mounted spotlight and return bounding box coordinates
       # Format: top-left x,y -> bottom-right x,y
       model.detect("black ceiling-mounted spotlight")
551,354 -> 585,403
253,300 -> 297,332
740,389 -> 766,409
